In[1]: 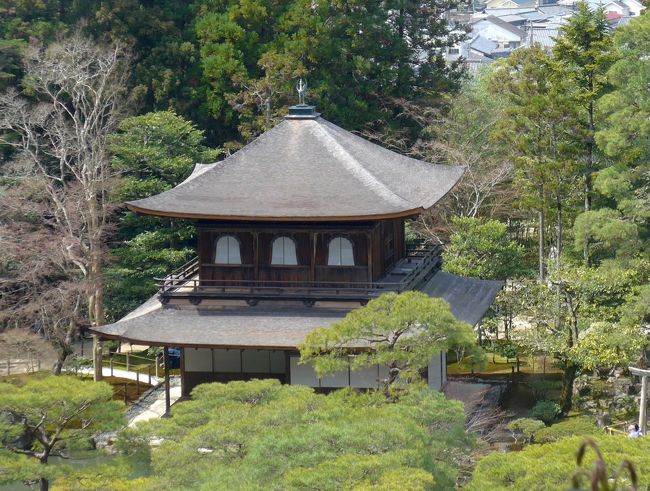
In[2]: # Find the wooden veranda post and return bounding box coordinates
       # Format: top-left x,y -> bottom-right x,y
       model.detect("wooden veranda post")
629,367 -> 650,435
163,346 -> 171,417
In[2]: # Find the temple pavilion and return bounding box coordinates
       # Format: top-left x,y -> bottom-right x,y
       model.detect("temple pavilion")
91,97 -> 503,412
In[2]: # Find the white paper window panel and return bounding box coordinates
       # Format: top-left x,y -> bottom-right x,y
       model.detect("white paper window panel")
215,236 -> 241,264
320,369 -> 349,388
242,350 -> 270,373
428,352 -> 443,391
289,356 -> 319,387
378,365 -> 389,382
270,351 -> 285,374
350,365 -> 381,388
328,237 -> 355,266
184,348 -> 212,372
271,237 -> 298,265
442,351 -> 447,384
212,349 -> 242,372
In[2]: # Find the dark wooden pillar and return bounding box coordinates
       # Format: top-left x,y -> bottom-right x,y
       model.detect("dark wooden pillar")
253,232 -> 259,281
163,346 -> 171,417
310,232 -> 316,284
366,231 -> 373,284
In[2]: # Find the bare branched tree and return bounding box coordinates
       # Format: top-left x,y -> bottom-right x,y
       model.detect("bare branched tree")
360,81 -> 516,243
0,180 -> 90,373
0,34 -> 130,328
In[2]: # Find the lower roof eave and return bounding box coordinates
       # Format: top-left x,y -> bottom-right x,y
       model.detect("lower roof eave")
88,328 -> 299,351
87,327 -> 369,353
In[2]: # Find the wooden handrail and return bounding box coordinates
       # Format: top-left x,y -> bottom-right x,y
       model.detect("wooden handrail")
155,243 -> 442,300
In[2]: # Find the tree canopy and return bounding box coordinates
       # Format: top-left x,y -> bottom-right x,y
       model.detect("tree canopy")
0,375 -> 123,491
442,216 -> 526,280
110,379 -> 471,490
299,291 -> 475,392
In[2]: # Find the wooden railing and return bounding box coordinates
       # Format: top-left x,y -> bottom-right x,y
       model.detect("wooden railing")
156,244 -> 442,303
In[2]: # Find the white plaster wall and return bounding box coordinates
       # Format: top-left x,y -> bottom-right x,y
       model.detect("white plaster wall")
184,348 -> 212,372
472,23 -> 520,44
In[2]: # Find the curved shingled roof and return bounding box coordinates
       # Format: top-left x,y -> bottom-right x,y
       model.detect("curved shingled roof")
126,117 -> 464,221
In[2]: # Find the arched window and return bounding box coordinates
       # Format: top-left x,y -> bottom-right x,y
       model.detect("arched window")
271,236 -> 298,265
328,237 -> 355,266
214,235 -> 241,264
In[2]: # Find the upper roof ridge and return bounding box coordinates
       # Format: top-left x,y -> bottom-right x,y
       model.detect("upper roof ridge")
307,120 -> 411,208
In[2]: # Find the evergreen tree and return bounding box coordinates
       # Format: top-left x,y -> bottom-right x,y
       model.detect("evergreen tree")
491,46 -> 581,282
553,1 -> 615,264
105,111 -> 220,320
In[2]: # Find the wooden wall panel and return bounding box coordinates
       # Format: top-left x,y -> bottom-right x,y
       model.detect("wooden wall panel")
197,223 -> 392,285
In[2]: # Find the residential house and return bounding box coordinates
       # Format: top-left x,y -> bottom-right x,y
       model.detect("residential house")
471,15 -> 527,50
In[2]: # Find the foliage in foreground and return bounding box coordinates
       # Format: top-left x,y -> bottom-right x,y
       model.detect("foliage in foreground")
468,435 -> 650,490
110,379 -> 471,490
0,376 -> 124,491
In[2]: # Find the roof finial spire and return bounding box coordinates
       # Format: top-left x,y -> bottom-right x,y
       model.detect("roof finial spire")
296,79 -> 307,105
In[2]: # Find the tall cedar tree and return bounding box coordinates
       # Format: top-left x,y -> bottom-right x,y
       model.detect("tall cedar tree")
490,46 -> 581,283
552,1 -> 614,264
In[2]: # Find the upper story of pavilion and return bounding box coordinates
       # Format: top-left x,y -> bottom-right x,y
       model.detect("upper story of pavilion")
126,103 -> 465,305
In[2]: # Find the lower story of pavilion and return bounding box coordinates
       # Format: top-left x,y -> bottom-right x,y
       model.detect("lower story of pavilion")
180,346 -> 447,397
90,271 -> 503,410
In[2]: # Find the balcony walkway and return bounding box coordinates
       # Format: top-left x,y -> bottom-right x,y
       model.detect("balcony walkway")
156,244 -> 442,305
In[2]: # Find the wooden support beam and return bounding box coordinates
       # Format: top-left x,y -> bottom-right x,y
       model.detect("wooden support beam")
629,367 -> 650,435
641,376 -> 648,435
164,346 -> 171,417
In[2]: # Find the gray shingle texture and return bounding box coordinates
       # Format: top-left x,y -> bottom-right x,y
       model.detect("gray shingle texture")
127,117 -> 464,220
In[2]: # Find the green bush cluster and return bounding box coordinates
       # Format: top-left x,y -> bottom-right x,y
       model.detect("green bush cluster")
104,380 -> 472,490
468,435 -> 650,490
533,416 -> 598,444
532,400 -> 562,424
529,380 -> 563,401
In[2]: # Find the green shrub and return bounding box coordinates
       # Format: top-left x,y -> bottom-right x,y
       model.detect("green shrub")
529,380 -> 562,401
534,416 -> 598,444
532,400 -> 561,424
467,435 -> 650,490
507,418 -> 545,444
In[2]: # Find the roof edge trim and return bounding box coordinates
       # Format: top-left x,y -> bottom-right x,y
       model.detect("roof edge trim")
124,202 -> 426,222
88,327 -> 369,352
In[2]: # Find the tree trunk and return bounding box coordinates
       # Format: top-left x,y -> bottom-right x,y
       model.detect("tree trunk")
39,477 -> 49,491
90,249 -> 105,327
538,207 -> 545,282
584,99 -> 594,266
52,355 -> 65,376
560,362 -> 578,414
555,193 -> 562,331
93,335 -> 103,382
